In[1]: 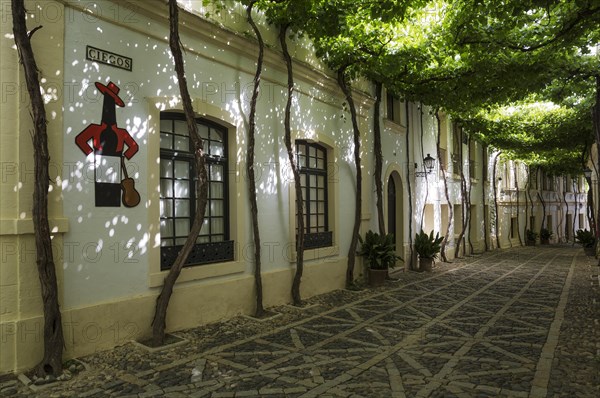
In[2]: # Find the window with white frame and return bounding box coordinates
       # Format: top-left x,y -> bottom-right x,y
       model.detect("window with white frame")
159,112 -> 233,269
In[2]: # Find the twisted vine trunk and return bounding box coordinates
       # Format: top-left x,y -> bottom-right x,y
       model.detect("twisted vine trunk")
483,146 -> 489,251
419,104 -> 429,229
524,166 -> 530,241
337,68 -> 362,286
405,101 -> 415,269
12,0 -> 64,377
514,166 -> 522,245
585,174 -> 595,235
152,0 -> 209,345
593,76 -> 600,257
557,190 -> 569,242
538,191 -> 547,230
455,125 -> 467,258
436,111 -> 452,262
279,25 -> 305,306
466,135 -> 473,254
573,179 -> 579,244
493,152 -> 501,249
373,82 -> 385,235
246,1 -> 265,316
528,169 -> 535,232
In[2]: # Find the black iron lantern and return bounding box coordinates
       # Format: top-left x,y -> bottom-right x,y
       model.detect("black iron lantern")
423,154 -> 435,173
416,154 -> 436,177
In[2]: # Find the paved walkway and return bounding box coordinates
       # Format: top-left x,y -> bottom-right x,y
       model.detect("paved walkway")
3,246 -> 599,397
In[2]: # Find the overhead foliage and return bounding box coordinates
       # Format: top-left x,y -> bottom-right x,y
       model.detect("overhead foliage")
220,0 -> 599,173
463,96 -> 592,173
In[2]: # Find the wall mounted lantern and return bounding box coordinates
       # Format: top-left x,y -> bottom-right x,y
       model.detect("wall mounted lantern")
415,153 -> 436,177
583,167 -> 592,179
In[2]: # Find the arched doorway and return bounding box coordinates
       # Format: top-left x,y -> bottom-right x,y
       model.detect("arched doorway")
387,171 -> 404,268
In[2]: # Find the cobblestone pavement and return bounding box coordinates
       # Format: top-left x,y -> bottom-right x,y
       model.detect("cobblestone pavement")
2,246 -> 599,397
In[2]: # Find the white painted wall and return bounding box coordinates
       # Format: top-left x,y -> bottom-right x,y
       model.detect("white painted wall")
60,2 -> 360,308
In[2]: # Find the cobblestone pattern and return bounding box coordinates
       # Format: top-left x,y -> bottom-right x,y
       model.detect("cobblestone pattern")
2,246 -> 598,397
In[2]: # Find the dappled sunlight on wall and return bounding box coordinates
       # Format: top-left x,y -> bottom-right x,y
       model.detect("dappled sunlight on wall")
49,0 -> 368,308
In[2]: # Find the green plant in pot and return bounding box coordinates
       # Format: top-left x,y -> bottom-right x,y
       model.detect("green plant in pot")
414,230 -> 443,272
357,230 -> 401,287
575,228 -> 596,256
525,229 -> 538,246
539,228 -> 553,244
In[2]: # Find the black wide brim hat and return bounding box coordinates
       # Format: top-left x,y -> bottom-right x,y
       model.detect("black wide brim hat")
95,81 -> 125,107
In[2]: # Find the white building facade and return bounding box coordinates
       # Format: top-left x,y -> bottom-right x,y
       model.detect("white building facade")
0,0 -> 588,374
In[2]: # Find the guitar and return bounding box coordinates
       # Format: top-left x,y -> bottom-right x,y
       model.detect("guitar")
120,157 -> 141,208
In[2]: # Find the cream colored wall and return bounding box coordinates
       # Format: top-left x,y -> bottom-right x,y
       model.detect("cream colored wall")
1,0 -> 590,375
0,0 -> 69,375
2,257 -> 346,373
1,0 -> 361,374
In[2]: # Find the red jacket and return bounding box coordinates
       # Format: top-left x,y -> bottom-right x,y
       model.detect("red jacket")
75,122 -> 139,159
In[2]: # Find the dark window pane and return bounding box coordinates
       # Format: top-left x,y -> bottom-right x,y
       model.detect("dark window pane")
174,180 -> 190,198
160,160 -> 173,178
174,120 -> 187,134
175,219 -> 190,236
160,199 -> 173,218
160,119 -> 173,133
160,179 -> 173,198
174,161 -> 189,179
198,124 -> 209,139
160,133 -> 172,149
174,135 -> 189,151
160,112 -> 233,268
211,141 -> 224,157
210,128 -> 223,142
210,164 -> 223,181
211,182 -> 223,199
210,200 -> 224,216
211,218 -> 224,235
174,199 -> 190,217
317,175 -> 325,188
298,154 -> 306,168
161,219 -> 173,237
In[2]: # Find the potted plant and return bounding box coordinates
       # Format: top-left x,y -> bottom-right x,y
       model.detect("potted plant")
539,228 -> 553,244
575,228 -> 596,256
525,229 -> 538,246
357,230 -> 401,287
414,230 -> 444,272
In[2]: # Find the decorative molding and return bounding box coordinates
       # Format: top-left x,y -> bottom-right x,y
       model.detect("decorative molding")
62,0 -> 375,116
0,218 -> 69,235
148,259 -> 245,287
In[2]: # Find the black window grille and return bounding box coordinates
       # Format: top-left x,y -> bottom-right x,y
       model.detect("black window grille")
386,92 -> 396,121
159,112 -> 233,269
296,140 -> 332,249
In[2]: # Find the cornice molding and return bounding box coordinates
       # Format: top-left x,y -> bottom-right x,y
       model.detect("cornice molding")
61,0 -> 375,115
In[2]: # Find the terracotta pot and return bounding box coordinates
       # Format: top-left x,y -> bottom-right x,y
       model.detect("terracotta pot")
419,257 -> 434,272
368,268 -> 388,287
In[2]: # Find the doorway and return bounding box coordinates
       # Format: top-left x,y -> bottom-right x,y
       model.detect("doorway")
387,171 -> 404,267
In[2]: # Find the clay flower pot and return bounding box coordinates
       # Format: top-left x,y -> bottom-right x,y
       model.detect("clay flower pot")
419,257 -> 434,272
